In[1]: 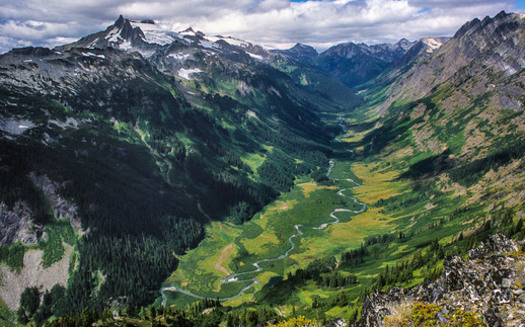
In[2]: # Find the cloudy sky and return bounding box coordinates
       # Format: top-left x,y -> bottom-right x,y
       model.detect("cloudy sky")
0,0 -> 524,54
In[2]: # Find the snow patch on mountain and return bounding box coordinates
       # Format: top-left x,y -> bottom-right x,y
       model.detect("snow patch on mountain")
198,40 -> 220,49
247,52 -> 263,60
422,37 -> 444,53
106,26 -> 121,43
47,117 -> 79,130
206,35 -> 250,48
0,118 -> 36,136
168,53 -> 192,61
131,22 -> 179,45
178,68 -> 203,79
268,87 -> 281,98
119,40 -> 132,51
82,52 -> 105,59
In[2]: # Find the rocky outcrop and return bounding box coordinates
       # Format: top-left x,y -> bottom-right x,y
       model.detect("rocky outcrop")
355,234 -> 525,327
0,173 -> 82,247
28,172 -> 82,233
0,202 -> 41,246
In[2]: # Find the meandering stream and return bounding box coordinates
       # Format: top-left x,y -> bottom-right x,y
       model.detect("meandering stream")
161,159 -> 366,305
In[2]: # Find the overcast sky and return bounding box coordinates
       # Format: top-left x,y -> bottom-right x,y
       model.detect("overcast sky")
0,0 -> 524,54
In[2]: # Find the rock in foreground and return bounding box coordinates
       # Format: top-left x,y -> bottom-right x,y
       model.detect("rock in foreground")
355,234 -> 525,327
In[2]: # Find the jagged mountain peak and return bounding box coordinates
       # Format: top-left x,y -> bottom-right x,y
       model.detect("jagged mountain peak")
439,10 -> 525,74
279,42 -> 318,58
321,38 -> 415,62
313,38 -> 416,86
396,38 -> 415,51
55,15 -> 162,56
291,42 -> 315,51
390,36 -> 450,69
114,14 -> 126,28
454,10 -> 525,39
57,15 -> 268,61
371,10 -> 525,141
180,27 -> 196,34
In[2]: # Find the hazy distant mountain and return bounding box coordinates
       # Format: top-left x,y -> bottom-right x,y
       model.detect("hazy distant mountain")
274,38 -> 416,87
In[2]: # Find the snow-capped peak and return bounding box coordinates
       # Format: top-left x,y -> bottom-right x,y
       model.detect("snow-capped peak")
130,20 -> 180,45
201,35 -> 251,48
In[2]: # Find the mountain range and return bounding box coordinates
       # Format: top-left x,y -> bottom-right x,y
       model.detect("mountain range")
0,10 -> 524,327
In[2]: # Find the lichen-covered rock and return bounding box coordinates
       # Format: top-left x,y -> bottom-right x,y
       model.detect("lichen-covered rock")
468,234 -> 519,260
354,234 -> 525,327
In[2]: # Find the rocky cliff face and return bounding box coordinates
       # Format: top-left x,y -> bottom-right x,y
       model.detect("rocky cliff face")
355,234 -> 525,327
0,173 -> 83,247
373,11 -> 525,113
28,173 -> 82,233
0,202 -> 39,246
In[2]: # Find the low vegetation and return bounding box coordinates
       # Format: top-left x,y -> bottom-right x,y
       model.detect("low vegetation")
384,302 -> 485,327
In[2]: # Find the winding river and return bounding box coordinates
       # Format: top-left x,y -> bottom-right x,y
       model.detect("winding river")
161,159 -> 366,305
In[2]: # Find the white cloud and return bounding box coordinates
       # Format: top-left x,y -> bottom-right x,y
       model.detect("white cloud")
0,0 -> 522,54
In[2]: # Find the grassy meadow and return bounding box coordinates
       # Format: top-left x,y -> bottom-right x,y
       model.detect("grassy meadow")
161,109 -> 514,321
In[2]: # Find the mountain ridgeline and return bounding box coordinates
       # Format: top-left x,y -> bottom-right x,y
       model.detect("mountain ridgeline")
0,15 -> 339,314
1,10 -> 525,327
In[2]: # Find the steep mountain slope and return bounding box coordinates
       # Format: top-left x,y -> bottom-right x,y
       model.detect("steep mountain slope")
370,11 -> 525,114
361,11 -> 525,187
331,12 -> 525,324
0,16 -> 349,318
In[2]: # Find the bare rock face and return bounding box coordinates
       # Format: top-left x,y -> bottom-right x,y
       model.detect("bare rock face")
0,173 -> 83,247
28,172 -> 82,233
0,202 -> 41,246
0,245 -> 73,310
355,234 -> 525,327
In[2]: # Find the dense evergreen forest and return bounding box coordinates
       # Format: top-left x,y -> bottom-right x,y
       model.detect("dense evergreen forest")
0,47 -> 337,322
